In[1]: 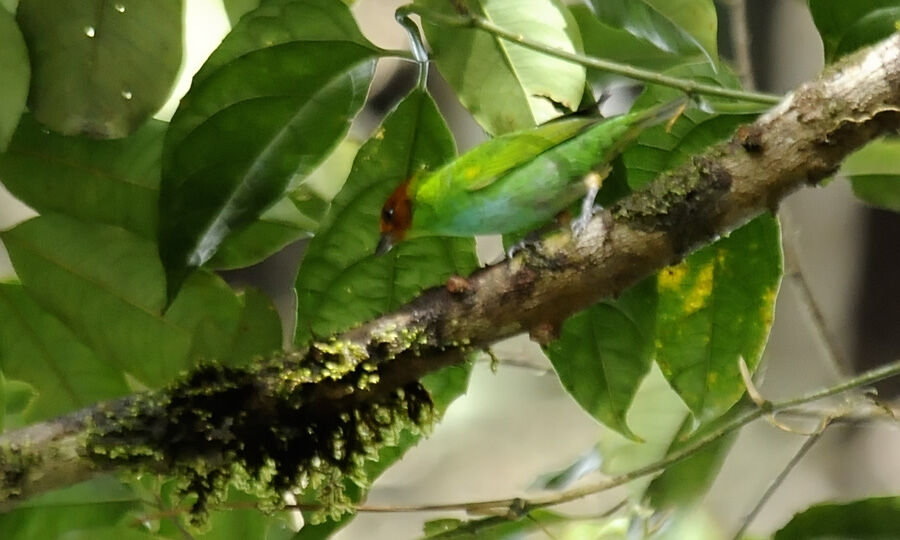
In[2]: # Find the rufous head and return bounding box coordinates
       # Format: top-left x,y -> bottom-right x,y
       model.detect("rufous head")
376,180 -> 412,255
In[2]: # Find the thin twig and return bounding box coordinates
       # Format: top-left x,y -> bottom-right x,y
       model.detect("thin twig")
725,0 -> 756,89
397,5 -> 781,105
730,418 -> 832,540
780,209 -> 851,376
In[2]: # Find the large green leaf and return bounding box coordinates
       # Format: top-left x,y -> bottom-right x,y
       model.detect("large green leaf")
223,0 -> 260,25
0,6 -> 29,151
159,20 -> 377,299
417,0 -> 586,135
623,67 -> 780,421
0,282 -> 129,421
590,0 -> 717,64
0,114 -> 318,267
644,400 -> 746,510
206,198 -> 317,270
294,89 -> 478,345
655,215 -> 781,421
200,0 -> 373,84
0,115 -> 165,239
809,0 -> 900,62
0,476 -> 139,540
219,288 -> 283,366
544,278 -> 657,439
1,214 -> 280,387
0,367 -> 5,432
594,364 -> 692,496
15,0 -> 182,138
2,378 -> 33,433
840,137 -> 900,212
775,496 -> 900,539
570,5 -> 696,88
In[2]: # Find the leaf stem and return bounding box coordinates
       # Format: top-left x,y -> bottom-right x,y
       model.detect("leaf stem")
395,11 -> 430,89
397,4 -> 782,105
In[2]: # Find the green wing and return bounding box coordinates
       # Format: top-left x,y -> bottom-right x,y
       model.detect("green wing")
444,117 -> 596,192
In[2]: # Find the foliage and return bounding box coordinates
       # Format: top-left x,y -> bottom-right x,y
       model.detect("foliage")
0,0 -> 897,538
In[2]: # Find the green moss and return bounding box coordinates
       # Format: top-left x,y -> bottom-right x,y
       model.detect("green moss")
612,152 -> 733,246
82,348 -> 435,525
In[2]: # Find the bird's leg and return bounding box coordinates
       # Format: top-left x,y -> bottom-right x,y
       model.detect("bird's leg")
504,211 -> 572,260
571,165 -> 610,236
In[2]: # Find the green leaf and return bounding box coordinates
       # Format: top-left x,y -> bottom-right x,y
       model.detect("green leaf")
656,215 -> 782,421
223,0 -> 260,25
220,288 -> 283,366
159,30 -> 377,300
1,378 -> 34,432
570,5 -> 695,88
59,528 -> 161,540
0,282 -> 129,421
206,198 -> 316,270
774,496 -> 900,539
15,0 -> 182,138
0,114 -> 315,268
543,278 -> 657,439
422,509 -> 569,539
840,138 -> 900,212
0,476 -> 139,539
1,214 -> 279,387
3,214 -> 183,385
594,363 -> 691,496
809,0 -> 900,62
0,115 -> 165,239
417,0 -> 586,135
850,175 -> 900,211
0,6 -> 29,151
645,400 -> 747,509
2,378 -> 32,417
294,89 -> 478,345
620,66 -> 781,422
185,491 -> 294,540
0,369 -> 5,432
590,0 -> 718,64
203,0 -> 374,84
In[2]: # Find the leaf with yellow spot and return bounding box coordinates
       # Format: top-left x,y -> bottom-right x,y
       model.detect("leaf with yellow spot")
655,215 -> 782,422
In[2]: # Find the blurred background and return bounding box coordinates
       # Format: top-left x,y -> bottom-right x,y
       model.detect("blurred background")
1,0 -> 898,538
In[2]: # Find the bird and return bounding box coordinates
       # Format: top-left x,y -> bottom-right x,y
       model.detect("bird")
376,97 -> 687,254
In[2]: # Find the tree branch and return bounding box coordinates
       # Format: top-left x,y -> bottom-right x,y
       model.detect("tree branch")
3,32 -> 900,513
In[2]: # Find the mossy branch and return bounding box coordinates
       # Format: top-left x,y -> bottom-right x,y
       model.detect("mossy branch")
3,31 -> 900,521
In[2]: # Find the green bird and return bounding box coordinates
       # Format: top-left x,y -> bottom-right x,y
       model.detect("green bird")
377,97 -> 687,254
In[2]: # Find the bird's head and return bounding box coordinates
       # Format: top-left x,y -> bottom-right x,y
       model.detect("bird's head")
376,180 -> 413,255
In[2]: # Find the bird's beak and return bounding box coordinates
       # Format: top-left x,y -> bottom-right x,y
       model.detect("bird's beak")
375,233 -> 394,255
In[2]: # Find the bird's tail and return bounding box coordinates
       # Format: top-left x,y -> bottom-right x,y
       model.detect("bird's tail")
627,95 -> 690,133
598,95 -> 690,160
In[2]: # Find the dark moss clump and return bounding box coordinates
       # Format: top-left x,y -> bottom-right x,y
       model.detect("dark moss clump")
84,350 -> 434,524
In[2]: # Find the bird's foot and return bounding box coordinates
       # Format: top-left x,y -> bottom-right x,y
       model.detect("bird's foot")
571,203 -> 604,237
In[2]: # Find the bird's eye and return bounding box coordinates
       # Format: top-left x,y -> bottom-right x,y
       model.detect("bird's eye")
381,207 -> 394,223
